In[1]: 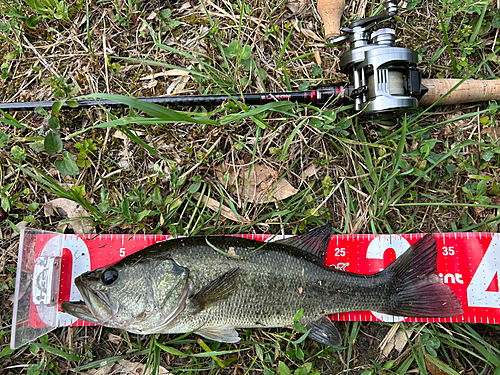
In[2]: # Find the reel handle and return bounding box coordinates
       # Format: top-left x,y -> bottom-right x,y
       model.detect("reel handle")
420,79 -> 500,106
317,0 -> 345,39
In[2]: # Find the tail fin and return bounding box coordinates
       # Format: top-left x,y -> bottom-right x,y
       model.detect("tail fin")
382,234 -> 463,317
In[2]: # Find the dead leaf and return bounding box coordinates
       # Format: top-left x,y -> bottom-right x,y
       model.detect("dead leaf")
482,127 -> 500,143
445,112 -> 468,131
424,354 -> 452,375
301,164 -> 320,179
108,333 -> 122,345
146,11 -> 157,20
166,75 -> 191,95
140,69 -> 191,80
286,0 -> 307,14
443,123 -> 453,139
473,204 -> 487,217
314,49 -> 322,67
215,162 -> 298,204
11,221 -> 28,237
44,198 -> 95,234
291,19 -> 301,33
181,0 -> 208,9
87,359 -> 170,375
301,28 -> 324,42
113,129 -> 145,140
379,324 -> 413,358
192,192 -> 250,223
142,79 -> 158,89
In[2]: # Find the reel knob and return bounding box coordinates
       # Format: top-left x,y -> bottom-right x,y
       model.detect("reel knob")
370,28 -> 395,46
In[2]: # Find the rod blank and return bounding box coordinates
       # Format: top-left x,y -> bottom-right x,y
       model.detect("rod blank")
0,92 -> 319,112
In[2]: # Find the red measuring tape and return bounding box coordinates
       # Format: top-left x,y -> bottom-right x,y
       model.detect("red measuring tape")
17,231 -> 500,334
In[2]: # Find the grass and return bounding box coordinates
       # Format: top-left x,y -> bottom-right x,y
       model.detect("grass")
0,0 -> 500,373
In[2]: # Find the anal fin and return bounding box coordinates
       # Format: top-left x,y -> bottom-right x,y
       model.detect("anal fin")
305,316 -> 341,347
197,325 -> 241,343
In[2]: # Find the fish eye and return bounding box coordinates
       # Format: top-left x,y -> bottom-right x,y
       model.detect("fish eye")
101,267 -> 119,285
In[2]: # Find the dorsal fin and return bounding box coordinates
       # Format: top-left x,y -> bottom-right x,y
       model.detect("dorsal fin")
274,225 -> 333,262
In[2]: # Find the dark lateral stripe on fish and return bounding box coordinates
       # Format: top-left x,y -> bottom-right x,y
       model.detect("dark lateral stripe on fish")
383,234 -> 464,318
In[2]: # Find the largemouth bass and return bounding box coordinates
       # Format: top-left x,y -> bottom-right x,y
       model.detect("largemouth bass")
61,226 -> 463,346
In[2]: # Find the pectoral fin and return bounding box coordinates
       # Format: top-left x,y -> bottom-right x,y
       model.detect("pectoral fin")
191,267 -> 242,313
197,325 -> 241,343
305,316 -> 341,347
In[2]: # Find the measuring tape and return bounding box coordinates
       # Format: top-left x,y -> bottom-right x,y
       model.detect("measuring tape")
11,230 -> 500,348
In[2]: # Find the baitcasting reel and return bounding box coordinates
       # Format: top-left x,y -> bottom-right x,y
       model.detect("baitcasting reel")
333,0 -> 427,120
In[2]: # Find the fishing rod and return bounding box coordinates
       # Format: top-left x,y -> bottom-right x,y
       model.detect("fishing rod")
0,85 -> 350,112
0,0 -> 499,120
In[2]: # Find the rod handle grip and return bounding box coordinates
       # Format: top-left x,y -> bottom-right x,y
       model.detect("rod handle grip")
317,0 -> 345,39
420,79 -> 500,106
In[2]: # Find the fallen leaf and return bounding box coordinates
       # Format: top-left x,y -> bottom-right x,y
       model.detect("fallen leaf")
379,325 -> 413,358
286,0 -> 307,14
301,28 -> 324,42
181,0 -> 206,9
140,69 -> 191,80
482,127 -> 500,143
445,112 -> 468,132
113,130 -> 143,140
215,162 -> 298,204
11,221 -> 28,237
147,10 -> 157,20
87,359 -> 170,375
108,333 -> 122,345
479,212 -> 499,232
301,164 -> 321,179
44,198 -> 95,234
166,75 -> 191,95
314,49 -> 322,67
192,192 -> 250,223
424,354 -> 454,375
142,79 -> 158,89
291,19 -> 301,33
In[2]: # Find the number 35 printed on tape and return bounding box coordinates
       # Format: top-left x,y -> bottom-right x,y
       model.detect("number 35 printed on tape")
31,232 -> 500,328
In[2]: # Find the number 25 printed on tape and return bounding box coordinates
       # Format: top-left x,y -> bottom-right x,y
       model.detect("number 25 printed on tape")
30,232 -> 500,328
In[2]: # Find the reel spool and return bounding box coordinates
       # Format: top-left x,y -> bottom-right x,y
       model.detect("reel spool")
334,0 -> 427,121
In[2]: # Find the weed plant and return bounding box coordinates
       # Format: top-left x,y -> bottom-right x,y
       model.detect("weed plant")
0,0 -> 499,374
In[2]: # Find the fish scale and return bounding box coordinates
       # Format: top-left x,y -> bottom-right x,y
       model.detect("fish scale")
160,239 -> 317,331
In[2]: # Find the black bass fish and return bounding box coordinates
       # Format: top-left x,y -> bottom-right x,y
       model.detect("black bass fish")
61,226 -> 463,346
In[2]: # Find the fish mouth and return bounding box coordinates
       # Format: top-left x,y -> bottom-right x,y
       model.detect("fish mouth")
61,276 -> 115,325
60,300 -> 99,324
